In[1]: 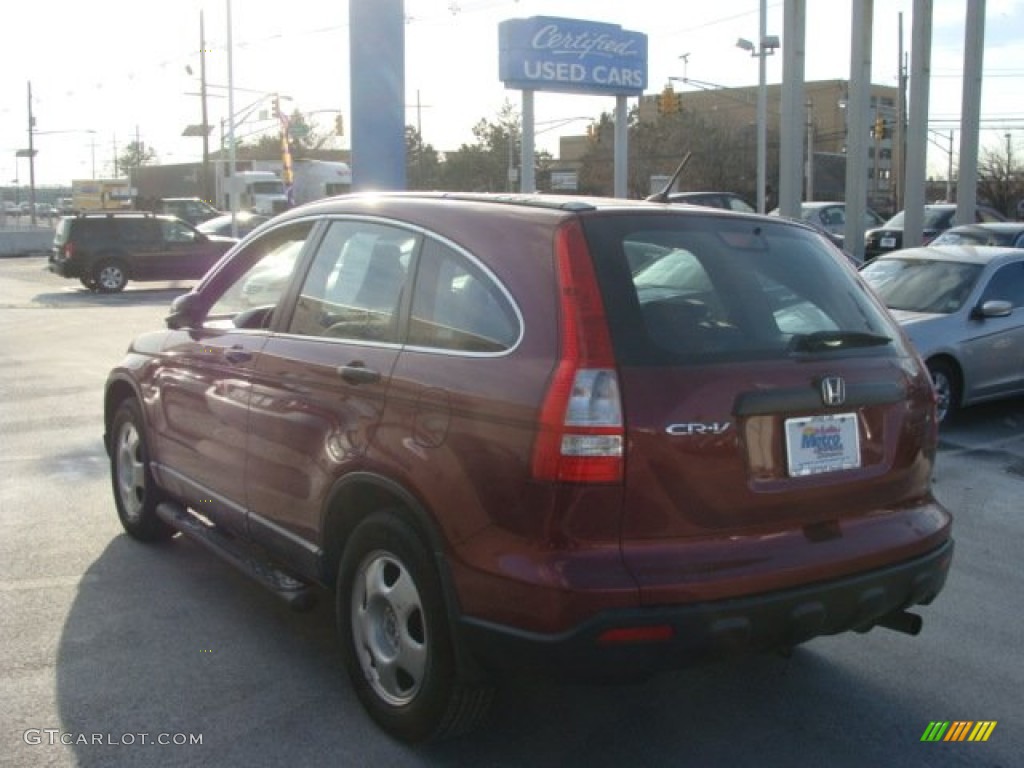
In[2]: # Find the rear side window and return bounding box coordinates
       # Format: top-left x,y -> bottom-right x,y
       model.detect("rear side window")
407,238 -> 520,353
582,214 -> 898,365
54,219 -> 72,245
76,218 -> 116,244
287,220 -> 414,343
117,219 -> 159,245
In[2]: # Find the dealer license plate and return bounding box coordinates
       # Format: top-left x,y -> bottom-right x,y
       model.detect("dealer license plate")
784,413 -> 860,476
880,236 -> 896,248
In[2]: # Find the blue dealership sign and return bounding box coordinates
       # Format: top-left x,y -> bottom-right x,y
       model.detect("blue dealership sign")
499,16 -> 648,96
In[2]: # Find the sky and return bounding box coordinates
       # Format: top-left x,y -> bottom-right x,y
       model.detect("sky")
2,0 -> 1023,187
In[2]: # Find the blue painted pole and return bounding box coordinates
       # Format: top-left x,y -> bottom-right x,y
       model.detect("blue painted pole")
349,0 -> 406,191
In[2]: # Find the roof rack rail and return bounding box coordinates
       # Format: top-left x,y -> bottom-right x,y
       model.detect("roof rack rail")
76,210 -> 155,219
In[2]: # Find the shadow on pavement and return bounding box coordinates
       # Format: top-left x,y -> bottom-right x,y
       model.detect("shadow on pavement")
51,532 -> 999,767
32,285 -> 192,309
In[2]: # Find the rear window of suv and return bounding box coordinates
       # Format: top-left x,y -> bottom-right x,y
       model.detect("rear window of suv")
581,213 -> 897,365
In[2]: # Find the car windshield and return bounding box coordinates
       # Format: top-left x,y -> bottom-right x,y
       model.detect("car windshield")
252,181 -> 285,194
882,208 -> 954,229
930,228 -> 1012,247
860,257 -> 983,314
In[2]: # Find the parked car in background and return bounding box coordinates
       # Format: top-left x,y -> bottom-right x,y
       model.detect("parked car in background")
155,197 -> 222,226
104,192 -> 952,742
49,211 -> 235,292
771,202 -> 885,238
860,245 -> 1024,423
864,203 -> 1006,261
929,222 -> 1024,248
196,211 -> 269,239
666,191 -> 756,212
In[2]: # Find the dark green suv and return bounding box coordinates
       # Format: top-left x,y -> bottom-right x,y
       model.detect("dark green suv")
49,211 -> 236,293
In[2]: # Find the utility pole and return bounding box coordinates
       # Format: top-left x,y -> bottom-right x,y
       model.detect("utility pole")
227,0 -> 238,237
200,10 -> 212,204
805,99 -> 814,201
895,13 -> 907,212
27,81 -> 37,227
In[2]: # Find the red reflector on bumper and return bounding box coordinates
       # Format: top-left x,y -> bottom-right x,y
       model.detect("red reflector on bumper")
597,625 -> 675,645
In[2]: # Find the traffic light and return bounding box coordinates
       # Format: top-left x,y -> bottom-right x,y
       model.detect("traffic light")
334,114 -> 344,135
656,87 -> 681,115
272,96 -> 280,117
873,116 -> 885,140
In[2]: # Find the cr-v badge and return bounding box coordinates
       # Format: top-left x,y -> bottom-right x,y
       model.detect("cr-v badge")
665,422 -> 731,436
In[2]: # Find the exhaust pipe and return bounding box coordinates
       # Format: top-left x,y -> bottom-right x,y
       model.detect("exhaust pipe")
875,610 -> 923,636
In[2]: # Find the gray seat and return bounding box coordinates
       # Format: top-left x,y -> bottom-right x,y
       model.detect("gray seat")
354,242 -> 405,311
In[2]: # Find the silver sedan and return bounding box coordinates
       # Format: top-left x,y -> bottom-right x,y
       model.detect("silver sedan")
861,245 -> 1024,423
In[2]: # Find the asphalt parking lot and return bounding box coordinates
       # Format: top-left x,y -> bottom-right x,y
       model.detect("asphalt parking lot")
1,254 -> 1021,767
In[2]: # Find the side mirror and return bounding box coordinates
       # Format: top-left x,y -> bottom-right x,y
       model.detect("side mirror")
166,292 -> 203,330
970,299 -> 1013,321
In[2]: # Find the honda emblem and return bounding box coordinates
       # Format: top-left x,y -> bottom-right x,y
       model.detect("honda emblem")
820,376 -> 846,407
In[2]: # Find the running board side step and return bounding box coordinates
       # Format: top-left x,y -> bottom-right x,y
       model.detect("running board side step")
156,502 -> 316,612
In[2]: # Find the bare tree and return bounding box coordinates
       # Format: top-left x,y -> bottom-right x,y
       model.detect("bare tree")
977,140 -> 1024,219
117,141 -> 157,178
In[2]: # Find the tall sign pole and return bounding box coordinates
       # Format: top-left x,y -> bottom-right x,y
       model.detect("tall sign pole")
349,0 -> 405,190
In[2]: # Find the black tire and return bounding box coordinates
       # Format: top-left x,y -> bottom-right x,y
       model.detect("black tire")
110,400 -> 175,542
927,359 -> 961,424
337,511 -> 492,742
94,259 -> 129,293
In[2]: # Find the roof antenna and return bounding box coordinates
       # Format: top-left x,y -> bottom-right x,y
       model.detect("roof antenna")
646,151 -> 692,203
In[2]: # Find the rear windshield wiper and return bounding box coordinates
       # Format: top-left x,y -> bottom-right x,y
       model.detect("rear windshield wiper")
789,330 -> 892,353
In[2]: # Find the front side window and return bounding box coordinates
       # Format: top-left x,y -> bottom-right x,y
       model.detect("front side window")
979,261 -> 1024,308
205,222 -> 314,326
162,219 -> 199,243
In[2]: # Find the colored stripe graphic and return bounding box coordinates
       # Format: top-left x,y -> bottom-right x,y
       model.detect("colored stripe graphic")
945,721 -> 972,741
921,721 -> 997,742
921,722 -> 949,741
968,722 -> 997,742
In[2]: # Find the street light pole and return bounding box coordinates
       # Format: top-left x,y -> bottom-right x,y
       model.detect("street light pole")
737,0 -> 778,214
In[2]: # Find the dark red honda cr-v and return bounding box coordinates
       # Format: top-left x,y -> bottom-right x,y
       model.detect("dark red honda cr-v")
104,192 -> 953,742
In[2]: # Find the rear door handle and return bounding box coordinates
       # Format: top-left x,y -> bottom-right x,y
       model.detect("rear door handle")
338,363 -> 382,385
224,345 -> 253,364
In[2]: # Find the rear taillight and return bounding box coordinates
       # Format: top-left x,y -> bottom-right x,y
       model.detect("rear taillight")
62,242 -> 73,260
531,220 -> 624,484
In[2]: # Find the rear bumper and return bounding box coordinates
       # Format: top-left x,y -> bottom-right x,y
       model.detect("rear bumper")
459,538 -> 953,683
48,257 -> 82,278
